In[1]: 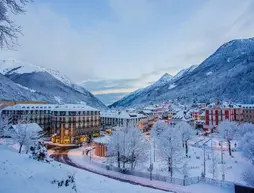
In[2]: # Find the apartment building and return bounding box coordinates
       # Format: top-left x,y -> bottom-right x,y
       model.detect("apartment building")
203,103 -> 243,131
100,111 -> 148,131
242,105 -> 254,124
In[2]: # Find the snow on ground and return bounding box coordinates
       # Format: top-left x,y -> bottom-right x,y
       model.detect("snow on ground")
16,83 -> 36,93
54,96 -> 62,103
168,84 -> 177,90
0,59 -> 73,87
69,134 -> 250,186
68,148 -> 232,193
0,145 -> 168,193
206,72 -> 213,76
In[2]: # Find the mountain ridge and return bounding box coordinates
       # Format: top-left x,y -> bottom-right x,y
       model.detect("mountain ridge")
0,60 -> 107,109
110,37 -> 254,108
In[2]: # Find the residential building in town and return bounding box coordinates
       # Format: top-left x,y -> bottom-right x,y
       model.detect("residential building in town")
242,104 -> 254,124
203,103 -> 243,131
100,111 -> 148,131
137,110 -> 157,130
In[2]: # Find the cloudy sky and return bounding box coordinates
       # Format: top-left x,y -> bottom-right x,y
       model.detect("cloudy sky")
1,0 -> 254,95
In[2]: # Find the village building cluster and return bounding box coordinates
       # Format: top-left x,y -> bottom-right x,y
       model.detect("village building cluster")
1,100 -> 254,147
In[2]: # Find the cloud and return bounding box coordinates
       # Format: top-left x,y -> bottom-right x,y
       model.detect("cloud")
1,0 -> 254,95
0,4 -> 103,81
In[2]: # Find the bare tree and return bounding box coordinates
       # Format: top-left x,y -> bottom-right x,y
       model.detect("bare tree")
242,165 -> 254,187
5,118 -> 42,153
107,125 -> 148,170
209,152 -> 219,179
240,132 -> 254,164
217,120 -> 238,156
158,125 -> 183,180
126,126 -> 148,170
0,114 -> 10,136
150,120 -> 168,162
0,0 -> 29,49
176,122 -> 195,157
239,123 -> 254,137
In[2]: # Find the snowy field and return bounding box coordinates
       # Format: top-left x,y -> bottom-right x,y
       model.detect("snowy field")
68,148 -> 232,193
0,145 -> 168,193
69,136 -> 249,185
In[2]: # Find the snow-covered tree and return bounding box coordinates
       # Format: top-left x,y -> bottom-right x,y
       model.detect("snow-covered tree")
239,123 -> 254,137
150,120 -> 168,140
217,120 -> 238,156
209,152 -> 219,179
182,161 -> 190,179
242,165 -> 254,187
239,132 -> 254,164
125,127 -> 148,170
176,122 -> 194,157
107,126 -> 122,168
0,115 -> 10,137
157,126 -> 182,179
5,119 -> 42,153
107,124 -> 148,170
30,141 -> 51,162
150,120 -> 168,161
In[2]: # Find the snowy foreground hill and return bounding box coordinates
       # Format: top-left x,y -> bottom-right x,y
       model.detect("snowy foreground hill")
0,146 -> 166,193
111,37 -> 254,108
0,59 -> 107,109
0,145 -> 232,193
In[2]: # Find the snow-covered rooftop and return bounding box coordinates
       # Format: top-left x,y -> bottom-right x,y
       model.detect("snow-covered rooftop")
101,111 -> 146,119
3,104 -> 56,111
240,104 -> 254,109
142,110 -> 153,114
93,135 -> 111,144
52,104 -> 99,111
171,110 -> 193,121
11,123 -> 42,133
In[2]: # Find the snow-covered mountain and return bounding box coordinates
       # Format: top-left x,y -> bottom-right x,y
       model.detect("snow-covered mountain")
172,65 -> 198,81
110,37 -> 254,108
152,73 -> 173,87
0,59 -> 107,109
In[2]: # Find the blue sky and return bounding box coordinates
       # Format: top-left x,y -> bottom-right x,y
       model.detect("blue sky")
1,0 -> 254,94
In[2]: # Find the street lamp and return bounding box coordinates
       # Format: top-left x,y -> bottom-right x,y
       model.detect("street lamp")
203,144 -> 206,177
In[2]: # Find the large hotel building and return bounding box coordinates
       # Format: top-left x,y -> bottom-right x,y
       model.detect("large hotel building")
1,104 -> 100,144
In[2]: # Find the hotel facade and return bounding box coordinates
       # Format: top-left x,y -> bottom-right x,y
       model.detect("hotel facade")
1,104 -> 100,144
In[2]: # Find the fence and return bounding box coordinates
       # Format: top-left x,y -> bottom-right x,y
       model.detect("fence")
85,159 -> 234,189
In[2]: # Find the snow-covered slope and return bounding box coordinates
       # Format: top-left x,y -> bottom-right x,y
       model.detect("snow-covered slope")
0,59 -> 72,86
152,73 -> 173,87
172,65 -> 198,81
111,37 -> 254,108
0,60 -> 107,109
0,73 -> 51,102
0,146 -> 166,193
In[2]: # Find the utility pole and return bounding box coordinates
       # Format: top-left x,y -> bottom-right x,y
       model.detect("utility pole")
219,141 -> 224,164
153,137 -> 156,162
149,142 -> 153,181
90,148 -> 92,164
203,145 -> 206,177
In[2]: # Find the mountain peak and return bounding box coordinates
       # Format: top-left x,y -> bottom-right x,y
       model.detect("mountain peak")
0,59 -> 107,109
158,73 -> 173,82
